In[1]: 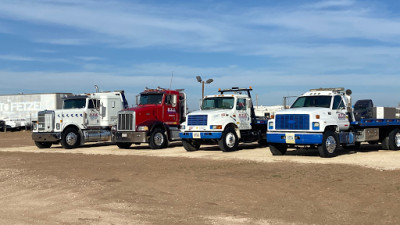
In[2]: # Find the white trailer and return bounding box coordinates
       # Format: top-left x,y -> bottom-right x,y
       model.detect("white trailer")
0,93 -> 72,129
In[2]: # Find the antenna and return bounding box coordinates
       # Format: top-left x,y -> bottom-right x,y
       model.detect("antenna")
169,72 -> 174,90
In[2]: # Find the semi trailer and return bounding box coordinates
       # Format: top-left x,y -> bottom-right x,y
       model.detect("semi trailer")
267,88 -> 400,158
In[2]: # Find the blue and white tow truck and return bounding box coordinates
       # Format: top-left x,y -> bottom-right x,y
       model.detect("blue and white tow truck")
267,88 -> 400,158
179,87 -> 268,152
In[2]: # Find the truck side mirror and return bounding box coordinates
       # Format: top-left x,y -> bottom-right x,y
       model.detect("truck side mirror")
135,95 -> 140,105
171,95 -> 177,107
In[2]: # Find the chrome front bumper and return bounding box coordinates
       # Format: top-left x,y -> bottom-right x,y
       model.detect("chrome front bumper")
32,132 -> 61,142
113,131 -> 148,143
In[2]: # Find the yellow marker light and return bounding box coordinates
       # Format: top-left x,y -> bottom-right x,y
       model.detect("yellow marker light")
316,115 -> 320,119
249,86 -> 252,89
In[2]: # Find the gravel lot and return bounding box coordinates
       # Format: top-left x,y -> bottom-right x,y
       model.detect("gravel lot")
1,131 -> 399,224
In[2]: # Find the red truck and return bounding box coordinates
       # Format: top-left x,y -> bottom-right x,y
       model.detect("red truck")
112,87 -> 186,149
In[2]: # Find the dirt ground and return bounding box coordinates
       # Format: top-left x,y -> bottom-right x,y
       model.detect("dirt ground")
0,131 -> 400,224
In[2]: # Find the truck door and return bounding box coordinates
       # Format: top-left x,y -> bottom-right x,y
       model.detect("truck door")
164,94 -> 179,125
235,97 -> 252,130
87,99 -> 101,126
332,95 -> 350,130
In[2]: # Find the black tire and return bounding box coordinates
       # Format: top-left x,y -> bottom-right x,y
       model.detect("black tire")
368,141 -> 378,145
34,141 -> 52,149
149,128 -> 168,149
218,127 -> 239,152
318,130 -> 339,158
269,143 -> 287,155
258,139 -> 268,147
382,128 -> 400,151
182,139 -> 201,151
116,142 -> 132,149
61,128 -> 80,149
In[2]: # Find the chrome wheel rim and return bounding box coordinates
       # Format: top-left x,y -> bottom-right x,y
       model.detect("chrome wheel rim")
326,136 -> 337,153
154,132 -> 164,146
66,132 -> 77,146
226,132 -> 236,148
395,132 -> 400,147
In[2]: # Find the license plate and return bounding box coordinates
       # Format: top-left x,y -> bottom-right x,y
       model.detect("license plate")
285,133 -> 295,144
193,132 -> 201,139
122,133 -> 127,138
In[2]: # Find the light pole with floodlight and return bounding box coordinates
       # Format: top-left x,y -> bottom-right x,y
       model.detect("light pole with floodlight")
196,76 -> 214,99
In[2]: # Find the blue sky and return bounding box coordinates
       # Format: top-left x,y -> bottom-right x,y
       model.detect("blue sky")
0,0 -> 400,110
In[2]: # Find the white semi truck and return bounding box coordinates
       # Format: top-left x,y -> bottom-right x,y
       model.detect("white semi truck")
32,90 -> 128,149
180,87 -> 268,152
267,88 -> 400,158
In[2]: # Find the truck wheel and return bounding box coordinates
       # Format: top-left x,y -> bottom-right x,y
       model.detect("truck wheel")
382,128 -> 400,151
61,128 -> 80,149
182,139 -> 201,151
218,127 -> 239,152
269,144 -> 287,155
116,142 -> 132,149
34,141 -> 52,149
318,131 -> 338,158
149,128 -> 168,149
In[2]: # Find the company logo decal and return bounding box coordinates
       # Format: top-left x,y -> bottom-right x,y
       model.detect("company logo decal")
167,108 -> 176,113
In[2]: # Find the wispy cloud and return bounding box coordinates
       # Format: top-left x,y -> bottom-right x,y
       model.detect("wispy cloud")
0,0 -> 399,52
308,0 -> 356,9
0,55 -> 36,61
75,56 -> 105,61
0,54 -> 69,63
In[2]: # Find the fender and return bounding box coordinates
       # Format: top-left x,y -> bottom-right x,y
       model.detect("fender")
61,124 -> 84,144
137,120 -> 166,134
224,123 -> 241,139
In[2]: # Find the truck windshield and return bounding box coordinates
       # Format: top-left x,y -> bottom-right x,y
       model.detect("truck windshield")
140,94 -> 163,105
201,97 -> 234,110
291,96 -> 332,108
63,99 -> 86,109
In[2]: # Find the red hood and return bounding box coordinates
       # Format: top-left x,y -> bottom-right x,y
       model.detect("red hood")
123,104 -> 160,113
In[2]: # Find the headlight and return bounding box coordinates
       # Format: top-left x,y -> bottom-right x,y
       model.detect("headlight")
56,123 -> 60,130
312,122 -> 320,130
268,121 -> 274,130
111,125 -> 117,131
180,125 -> 186,130
210,125 -> 222,129
137,126 -> 149,131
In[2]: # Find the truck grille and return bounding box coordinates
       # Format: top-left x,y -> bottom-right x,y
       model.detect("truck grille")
38,111 -> 54,132
187,115 -> 208,126
118,111 -> 135,131
275,114 -> 310,130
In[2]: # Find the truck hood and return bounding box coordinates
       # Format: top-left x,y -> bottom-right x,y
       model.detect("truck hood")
124,104 -> 160,114
276,107 -> 330,115
188,109 -> 232,116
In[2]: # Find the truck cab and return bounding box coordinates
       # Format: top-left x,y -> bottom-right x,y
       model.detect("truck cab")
32,90 -> 128,149
180,87 -> 268,152
112,88 -> 187,149
267,88 -> 400,157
